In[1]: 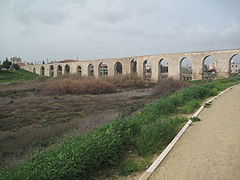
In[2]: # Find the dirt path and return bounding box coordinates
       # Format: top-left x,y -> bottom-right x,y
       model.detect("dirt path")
150,85 -> 240,180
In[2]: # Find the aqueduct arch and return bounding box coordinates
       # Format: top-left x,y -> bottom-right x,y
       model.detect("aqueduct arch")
180,57 -> 192,80
229,54 -> 240,75
64,64 -> 70,76
114,62 -> 122,75
99,62 -> 108,76
40,66 -> 45,76
159,59 -> 168,79
49,65 -> 54,77
131,59 -> 137,74
57,65 -> 63,76
143,60 -> 152,79
77,66 -> 82,77
202,55 -> 217,79
88,64 -> 94,76
22,49 -> 240,81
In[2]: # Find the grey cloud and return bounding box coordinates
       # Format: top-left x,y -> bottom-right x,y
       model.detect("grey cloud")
0,0 -> 240,62
8,0 -> 68,25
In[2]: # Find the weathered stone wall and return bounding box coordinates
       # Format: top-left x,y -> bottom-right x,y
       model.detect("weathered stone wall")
22,49 -> 240,81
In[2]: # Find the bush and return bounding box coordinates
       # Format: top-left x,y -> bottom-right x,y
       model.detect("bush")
1,60 -> 12,69
40,77 -> 116,95
152,78 -> 191,96
11,64 -> 20,70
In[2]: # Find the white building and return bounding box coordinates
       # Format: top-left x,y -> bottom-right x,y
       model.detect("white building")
231,63 -> 240,74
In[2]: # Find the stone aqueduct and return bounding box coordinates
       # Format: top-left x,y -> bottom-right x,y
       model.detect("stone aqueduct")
22,49 -> 240,81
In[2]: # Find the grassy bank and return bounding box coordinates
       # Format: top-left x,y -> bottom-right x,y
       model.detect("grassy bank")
1,76 -> 240,180
0,69 -> 38,83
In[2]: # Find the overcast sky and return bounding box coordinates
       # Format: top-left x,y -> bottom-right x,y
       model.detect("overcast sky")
0,0 -> 240,63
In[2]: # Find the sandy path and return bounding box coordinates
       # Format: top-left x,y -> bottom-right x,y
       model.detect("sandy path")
150,85 -> 240,180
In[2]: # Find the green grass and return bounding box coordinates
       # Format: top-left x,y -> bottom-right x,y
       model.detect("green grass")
119,157 -> 151,176
178,99 -> 202,114
0,69 -> 39,83
1,76 -> 240,180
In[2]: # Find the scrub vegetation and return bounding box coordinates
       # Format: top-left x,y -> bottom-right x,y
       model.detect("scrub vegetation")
1,75 -> 240,180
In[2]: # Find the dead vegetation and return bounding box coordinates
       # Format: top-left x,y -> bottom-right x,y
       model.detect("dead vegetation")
152,78 -> 191,96
38,74 -> 153,95
0,78 -> 154,169
0,76 -> 190,170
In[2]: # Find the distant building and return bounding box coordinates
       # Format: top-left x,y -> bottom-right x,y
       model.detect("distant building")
231,63 -> 240,74
209,62 -> 217,71
99,63 -> 108,75
16,62 -> 28,67
10,57 -> 22,64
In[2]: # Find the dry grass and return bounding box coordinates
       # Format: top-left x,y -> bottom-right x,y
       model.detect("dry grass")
37,74 -> 153,95
152,78 -> 191,96
0,81 -> 153,170
39,77 -> 116,95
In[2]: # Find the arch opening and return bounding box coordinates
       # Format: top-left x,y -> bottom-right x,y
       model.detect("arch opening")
180,57 -> 192,80
33,68 -> 36,74
158,59 -> 168,79
114,62 -> 122,75
64,64 -> 70,76
77,66 -> 82,77
99,62 -> 108,76
131,59 -> 137,74
230,54 -> 240,75
40,66 -> 45,76
143,60 -> 152,80
203,56 -> 217,79
88,64 -> 94,76
49,65 -> 54,77
57,65 -> 63,76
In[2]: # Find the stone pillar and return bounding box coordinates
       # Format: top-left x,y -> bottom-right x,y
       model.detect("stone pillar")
81,63 -> 88,77
70,64 -> 78,75
45,65 -> 50,77
136,58 -> 144,77
92,62 -> 99,78
168,56 -> 180,80
214,54 -> 232,79
151,57 -> 160,82
123,59 -> 131,75
191,55 -> 204,80
108,62 -> 115,77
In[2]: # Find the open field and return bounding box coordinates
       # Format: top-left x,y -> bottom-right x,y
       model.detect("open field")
0,80 -> 154,169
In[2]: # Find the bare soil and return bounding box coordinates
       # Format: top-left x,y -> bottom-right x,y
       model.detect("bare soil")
0,82 -> 154,169
150,85 -> 240,180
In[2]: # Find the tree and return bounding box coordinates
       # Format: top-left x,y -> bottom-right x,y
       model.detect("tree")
42,61 -> 45,64
12,63 -> 20,70
1,59 -> 12,69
